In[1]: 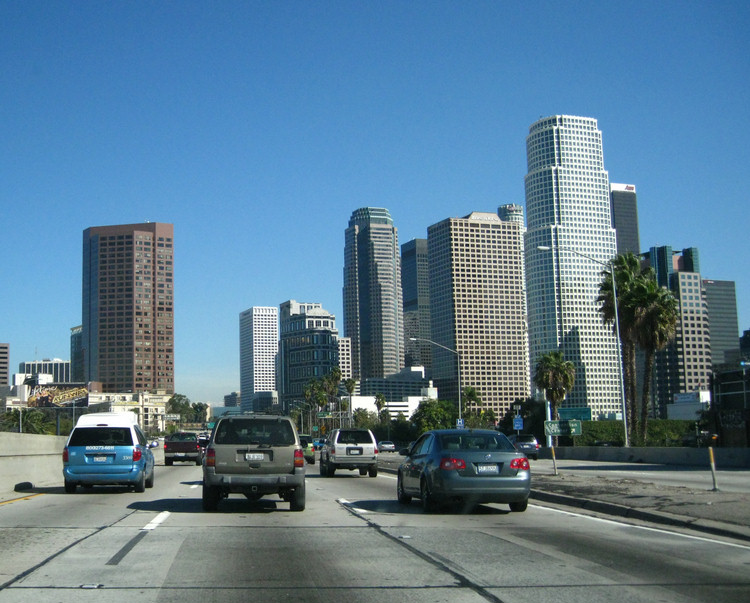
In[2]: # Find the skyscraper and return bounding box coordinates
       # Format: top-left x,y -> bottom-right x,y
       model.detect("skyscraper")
703,279 -> 740,365
343,207 -> 404,381
0,343 -> 9,388
610,183 -> 641,255
401,238 -> 432,369
642,246 -> 711,415
278,300 -> 339,412
239,307 -> 279,406
82,222 -> 174,393
524,115 -> 622,418
428,212 -> 530,417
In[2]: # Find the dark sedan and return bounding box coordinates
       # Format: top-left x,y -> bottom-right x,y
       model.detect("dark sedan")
396,429 -> 530,513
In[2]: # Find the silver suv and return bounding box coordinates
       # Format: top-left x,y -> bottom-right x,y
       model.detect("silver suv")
202,414 -> 306,511
319,428 -> 378,477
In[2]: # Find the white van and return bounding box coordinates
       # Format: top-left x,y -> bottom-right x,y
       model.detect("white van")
62,412 -> 158,493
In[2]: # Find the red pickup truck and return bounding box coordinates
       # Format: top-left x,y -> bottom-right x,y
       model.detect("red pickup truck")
164,432 -> 202,465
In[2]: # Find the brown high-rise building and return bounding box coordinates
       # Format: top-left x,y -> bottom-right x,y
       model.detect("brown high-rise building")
82,223 -> 174,393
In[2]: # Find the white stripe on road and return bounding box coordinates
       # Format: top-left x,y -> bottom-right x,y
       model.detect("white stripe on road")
142,511 -> 171,530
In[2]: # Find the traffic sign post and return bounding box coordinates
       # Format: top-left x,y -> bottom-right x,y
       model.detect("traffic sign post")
513,416 -> 524,432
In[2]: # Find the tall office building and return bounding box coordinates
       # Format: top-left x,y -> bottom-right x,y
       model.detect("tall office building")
610,183 -> 641,255
70,325 -> 84,382
0,343 -> 9,387
239,306 -> 278,406
427,212 -> 530,418
703,280 -> 740,365
18,359 -> 71,383
643,246 -> 711,415
338,337 -> 352,382
343,207 -> 405,381
401,238 -> 432,369
278,300 -> 339,412
524,115 -> 622,418
82,223 -> 174,393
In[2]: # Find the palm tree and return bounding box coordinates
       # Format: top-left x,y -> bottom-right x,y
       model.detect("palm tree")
374,393 -> 386,422
533,351 -> 575,421
344,378 -> 357,427
633,279 -> 678,443
597,252 -> 650,442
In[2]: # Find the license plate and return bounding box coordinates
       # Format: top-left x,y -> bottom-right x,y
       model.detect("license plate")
349,449 -> 361,455
476,464 -> 499,474
175,452 -> 185,456
245,453 -> 264,461
93,456 -> 108,463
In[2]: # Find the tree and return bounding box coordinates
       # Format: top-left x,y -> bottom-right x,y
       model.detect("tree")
633,278 -> 678,443
374,393 -> 386,422
167,394 -> 192,418
410,399 -> 456,432
533,351 -> 575,421
597,252 -> 651,442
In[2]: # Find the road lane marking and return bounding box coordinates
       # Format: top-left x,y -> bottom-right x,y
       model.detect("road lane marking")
534,504 -> 750,550
142,511 -> 170,530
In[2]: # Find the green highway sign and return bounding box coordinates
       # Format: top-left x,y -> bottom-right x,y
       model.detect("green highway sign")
317,412 -> 332,418
544,419 -> 582,436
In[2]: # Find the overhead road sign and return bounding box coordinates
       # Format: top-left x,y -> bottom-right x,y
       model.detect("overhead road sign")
544,419 -> 582,436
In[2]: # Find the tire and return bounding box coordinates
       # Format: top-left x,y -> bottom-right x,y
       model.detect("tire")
64,481 -> 76,494
145,468 -> 155,488
319,458 -> 327,476
195,457 -> 202,466
420,478 -> 437,513
202,484 -> 220,511
134,472 -> 146,493
165,458 -> 173,466
368,465 -> 378,478
397,473 -> 411,504
509,499 -> 528,513
359,468 -> 367,476
327,462 -> 336,477
290,484 -> 306,512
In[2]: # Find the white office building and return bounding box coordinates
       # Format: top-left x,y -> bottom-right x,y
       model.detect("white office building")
524,115 -> 622,418
239,306 -> 279,405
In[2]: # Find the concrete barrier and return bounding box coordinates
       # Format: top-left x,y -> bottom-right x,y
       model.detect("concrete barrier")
540,445 -> 750,468
0,432 -> 67,497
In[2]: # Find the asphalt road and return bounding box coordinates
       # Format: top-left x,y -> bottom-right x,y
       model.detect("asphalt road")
1,456 -> 749,603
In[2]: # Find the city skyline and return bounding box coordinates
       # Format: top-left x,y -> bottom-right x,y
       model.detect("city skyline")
3,3 -> 749,403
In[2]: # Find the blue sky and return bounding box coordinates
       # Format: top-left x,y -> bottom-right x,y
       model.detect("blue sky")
2,1 -> 748,403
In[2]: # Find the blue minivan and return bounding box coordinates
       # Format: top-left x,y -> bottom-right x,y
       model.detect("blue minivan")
63,412 -> 158,493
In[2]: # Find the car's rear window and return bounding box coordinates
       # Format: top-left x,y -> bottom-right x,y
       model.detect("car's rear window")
69,427 -> 134,447
167,432 -> 197,442
438,433 -> 515,452
336,430 -> 373,445
299,436 -> 313,446
215,419 -> 295,446
517,436 -> 537,443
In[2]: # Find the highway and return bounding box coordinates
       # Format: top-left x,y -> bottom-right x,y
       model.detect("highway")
1,454 -> 749,602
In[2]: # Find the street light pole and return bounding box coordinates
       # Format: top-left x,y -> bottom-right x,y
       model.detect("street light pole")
410,337 -> 462,425
537,245 -> 629,447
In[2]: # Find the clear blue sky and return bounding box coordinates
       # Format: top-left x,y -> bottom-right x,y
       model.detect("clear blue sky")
2,1 -> 748,403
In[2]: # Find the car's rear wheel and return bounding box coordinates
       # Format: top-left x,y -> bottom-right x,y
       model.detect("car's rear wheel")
64,481 -> 76,494
327,462 -> 336,477
359,468 -> 367,476
165,458 -> 173,466
195,457 -> 202,466
420,478 -> 437,513
509,499 -> 528,513
368,465 -> 378,478
397,473 -> 411,504
290,484 -> 306,512
202,484 -> 220,511
145,468 -> 155,488
134,472 -> 146,493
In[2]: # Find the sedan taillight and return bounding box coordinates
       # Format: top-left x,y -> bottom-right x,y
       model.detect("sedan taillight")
440,457 -> 467,471
510,457 -> 530,471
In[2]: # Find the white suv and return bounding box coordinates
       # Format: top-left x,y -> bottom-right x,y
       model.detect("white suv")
319,428 -> 378,477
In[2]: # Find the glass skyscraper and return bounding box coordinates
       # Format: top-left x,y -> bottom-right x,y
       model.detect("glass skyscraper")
343,207 -> 404,381
524,115 -> 622,418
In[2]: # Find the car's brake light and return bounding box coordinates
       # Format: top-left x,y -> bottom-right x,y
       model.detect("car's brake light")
510,457 -> 530,471
133,448 -> 142,462
62,447 -> 69,462
374,447 -> 379,454
205,448 -> 215,467
294,449 -> 304,468
440,457 -> 466,471
164,443 -> 167,451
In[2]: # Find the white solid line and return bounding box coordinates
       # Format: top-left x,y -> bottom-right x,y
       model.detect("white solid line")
142,511 -> 171,531
533,504 -> 750,550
